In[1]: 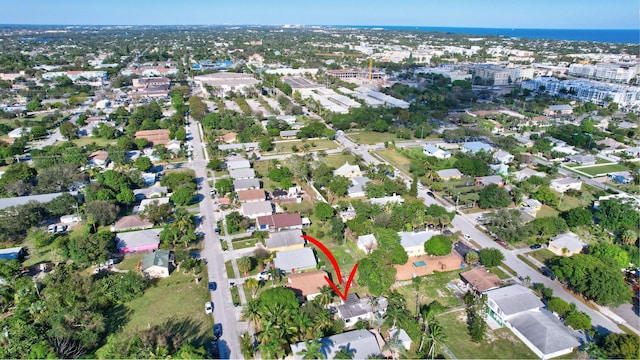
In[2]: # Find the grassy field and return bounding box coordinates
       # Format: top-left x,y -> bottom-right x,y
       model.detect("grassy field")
322,153 -> 358,169
71,136 -> 116,147
536,205 -> 560,219
346,131 -> 404,145
115,270 -> 213,348
268,138 -> 339,154
577,163 -> 628,177
375,149 -> 412,174
437,310 -> 538,359
530,249 -> 557,265
487,266 -> 511,280
232,237 -> 262,250
225,260 -> 236,278
392,270 -> 465,315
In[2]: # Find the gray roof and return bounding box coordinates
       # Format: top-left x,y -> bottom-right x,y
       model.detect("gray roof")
369,195 -> 404,206
280,130 -> 300,137
265,229 -> 304,249
273,247 -> 317,273
549,232 -> 586,252
141,249 -> 171,271
462,141 -> 493,153
116,228 -> 162,250
548,104 -> 573,111
290,329 -> 381,360
233,178 -> 261,191
241,201 -> 273,217
226,159 -> 251,170
348,176 -> 370,196
357,234 -> 377,248
218,142 -> 259,151
133,186 -> 168,200
228,168 -> 256,179
477,175 -> 504,185
485,284 -> 544,316
138,197 -> 170,213
437,168 -> 463,179
509,310 -> 580,355
0,191 -> 77,211
398,230 -> 438,249
389,328 -> 412,346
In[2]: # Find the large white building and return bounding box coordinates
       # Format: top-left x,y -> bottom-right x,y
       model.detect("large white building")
193,73 -> 259,97
523,77 -> 640,108
568,63 -> 638,84
42,70 -> 107,81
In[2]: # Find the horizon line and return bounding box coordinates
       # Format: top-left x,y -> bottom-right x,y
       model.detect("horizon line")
0,23 -> 636,31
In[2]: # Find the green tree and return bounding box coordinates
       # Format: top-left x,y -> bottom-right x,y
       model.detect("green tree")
134,156 -> 153,172
600,333 -> 640,360
170,185 -> 193,206
374,228 -> 408,265
465,251 -> 479,265
561,207 -> 593,228
532,186 -> 559,207
478,184 -> 511,209
238,256 -> 252,276
589,242 -> 630,269
314,202 -> 335,221
259,136 -> 274,152
595,199 -> 640,233
215,178 -> 233,196
60,122 -> 78,140
140,199 -> 172,225
424,235 -> 452,256
546,297 -> 571,316
564,311 -> 591,331
479,248 -> 505,267
85,200 -> 119,231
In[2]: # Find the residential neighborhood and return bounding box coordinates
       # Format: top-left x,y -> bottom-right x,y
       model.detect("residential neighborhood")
0,15 -> 638,360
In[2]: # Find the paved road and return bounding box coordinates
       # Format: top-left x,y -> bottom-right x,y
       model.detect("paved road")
188,120 -> 242,358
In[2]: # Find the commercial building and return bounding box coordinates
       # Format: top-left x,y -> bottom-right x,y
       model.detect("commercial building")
193,72 -> 259,97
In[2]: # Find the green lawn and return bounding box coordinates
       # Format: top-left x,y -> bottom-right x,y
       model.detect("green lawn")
437,310 -> 538,359
268,138 -> 338,154
530,249 -> 557,265
322,153 -> 358,169
232,237 -> 262,250
577,164 -> 628,177
117,253 -> 145,271
71,136 -> 116,147
486,266 -> 511,280
225,260 -> 236,278
392,270 -> 465,315
375,149 -> 412,174
114,271 -> 213,348
346,131 -> 405,145
536,205 -> 559,218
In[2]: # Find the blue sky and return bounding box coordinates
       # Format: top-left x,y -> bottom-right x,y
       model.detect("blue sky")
2,0 -> 637,29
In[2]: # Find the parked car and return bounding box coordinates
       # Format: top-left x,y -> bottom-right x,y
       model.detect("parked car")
463,234 -> 472,241
205,302 -> 213,314
426,191 -> 436,199
530,244 -> 542,250
496,239 -> 508,247
208,282 -> 217,291
443,229 -> 453,236
213,323 -> 223,338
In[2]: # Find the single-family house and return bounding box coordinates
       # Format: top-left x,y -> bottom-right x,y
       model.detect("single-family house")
273,247 -> 317,273
0,191 -> 79,211
389,328 -> 412,351
624,147 -> 640,158
88,150 -> 109,167
521,198 -> 542,212
265,229 -> 305,252
135,129 -> 170,146
436,169 -> 463,180
493,150 -> 514,164
460,268 -> 502,293
565,155 -> 595,165
0,246 -> 25,261
368,194 -> 404,206
228,168 -> 256,179
490,163 -> 509,176
141,249 -> 173,278
217,132 -> 237,143
257,213 -> 304,232
339,206 -> 357,222
137,197 -> 171,214
461,141 -> 494,154
280,130 -> 300,139
111,215 -> 153,232
550,178 -> 582,193
290,330 -> 382,360
348,176 -> 370,198
241,201 -> 274,219
271,188 -> 289,200
398,230 -> 439,257
166,139 -> 182,153
226,158 -> 251,171
618,121 -> 638,129
422,144 -> 451,159
357,234 -> 378,254
484,284 -> 579,359
115,228 -> 162,253
596,138 -> 624,150
233,178 -> 261,191
8,127 -> 30,138
285,270 -> 328,301
513,168 -> 546,182
548,232 -> 586,257
475,175 -> 505,187
334,162 -> 362,178
236,189 -> 266,203
607,171 -> 634,185
133,186 -> 168,201
141,172 -> 157,186
336,294 -> 388,326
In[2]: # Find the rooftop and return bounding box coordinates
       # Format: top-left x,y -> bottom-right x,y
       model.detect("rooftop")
485,284 -> 544,316
460,268 -> 502,292
116,228 -> 162,250
290,329 -> 381,360
285,270 -> 328,298
273,247 -> 317,273
265,229 -> 305,249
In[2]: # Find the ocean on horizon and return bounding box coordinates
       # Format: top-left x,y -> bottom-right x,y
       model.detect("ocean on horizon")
338,25 -> 638,44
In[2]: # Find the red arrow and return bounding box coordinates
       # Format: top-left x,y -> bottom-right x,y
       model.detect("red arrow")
324,263 -> 358,301
302,234 -> 343,284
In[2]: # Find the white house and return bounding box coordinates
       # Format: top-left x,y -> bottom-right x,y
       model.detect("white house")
290,330 -> 382,360
493,150 -> 514,164
334,162 -> 362,178
273,247 -> 317,273
241,201 -> 274,219
357,234 -> 378,253
548,232 -> 586,257
397,230 -> 438,257
335,294 -> 388,326
550,178 -> 582,193
484,284 -> 579,359
461,141 -> 494,154
422,144 -> 451,159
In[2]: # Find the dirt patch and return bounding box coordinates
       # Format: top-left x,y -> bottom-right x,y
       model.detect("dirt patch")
394,252 -> 464,281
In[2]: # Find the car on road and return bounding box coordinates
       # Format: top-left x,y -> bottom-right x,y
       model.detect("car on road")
213,323 -> 223,338
530,244 -> 542,250
426,191 -> 436,199
205,302 -> 213,314
463,234 -> 472,241
208,281 -> 217,291
443,229 -> 453,236
496,239 -> 508,247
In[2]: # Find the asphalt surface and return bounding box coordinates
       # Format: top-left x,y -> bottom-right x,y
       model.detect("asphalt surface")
188,120 -> 242,359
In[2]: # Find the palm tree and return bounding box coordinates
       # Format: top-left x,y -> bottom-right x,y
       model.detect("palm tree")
438,215 -> 451,233
296,339 -> 323,360
240,332 -> 255,359
426,322 -> 447,360
267,267 -> 283,287
383,331 -> 407,360
333,345 -> 355,360
292,312 -> 314,342
245,277 -> 259,298
412,276 -> 423,314
317,285 -> 336,306
242,299 -> 262,332
238,256 -> 252,276
172,208 -> 194,233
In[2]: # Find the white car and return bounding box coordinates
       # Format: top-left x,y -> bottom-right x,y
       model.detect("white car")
205,302 -> 213,314
463,234 -> 472,241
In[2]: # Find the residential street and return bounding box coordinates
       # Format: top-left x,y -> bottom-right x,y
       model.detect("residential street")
188,120 -> 243,359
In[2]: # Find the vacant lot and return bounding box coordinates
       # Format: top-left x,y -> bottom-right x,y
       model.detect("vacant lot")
347,131 -> 404,145
268,138 -> 338,154
375,149 -> 412,174
323,152 -> 358,169
577,164 -> 628,177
